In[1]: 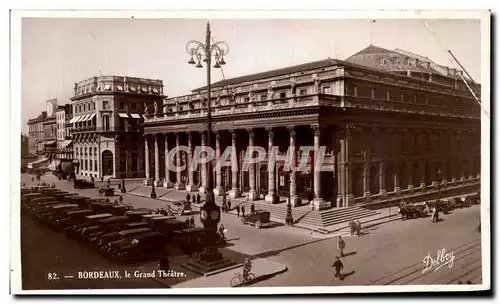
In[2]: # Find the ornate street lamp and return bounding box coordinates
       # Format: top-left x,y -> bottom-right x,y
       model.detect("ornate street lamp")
121,177 -> 126,193
185,22 -> 229,237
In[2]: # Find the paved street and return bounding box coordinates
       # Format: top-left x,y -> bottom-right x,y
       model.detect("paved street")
20,174 -> 483,289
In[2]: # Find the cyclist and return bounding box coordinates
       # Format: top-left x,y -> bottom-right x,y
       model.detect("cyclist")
243,258 -> 252,281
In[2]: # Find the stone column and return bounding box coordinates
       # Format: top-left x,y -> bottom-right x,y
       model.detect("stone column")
229,131 -> 240,198
407,162 -> 415,192
288,127 -> 300,206
154,134 -> 161,186
163,134 -> 173,188
312,125 -> 326,210
186,133 -> 197,192
363,161 -> 371,200
394,162 -> 401,194
265,128 -> 277,203
213,132 -> 224,196
143,135 -> 150,184
379,160 -> 387,197
198,132 -> 207,194
248,129 -> 258,201
420,160 -> 427,191
344,127 -> 355,206
174,133 -> 185,190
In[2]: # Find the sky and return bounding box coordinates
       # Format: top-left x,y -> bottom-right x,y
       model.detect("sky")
20,17 -> 481,133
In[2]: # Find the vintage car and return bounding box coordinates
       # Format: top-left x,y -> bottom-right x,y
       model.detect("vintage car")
398,204 -> 426,220
98,186 -> 115,197
240,210 -> 271,229
67,196 -> 91,208
39,204 -> 80,227
103,228 -> 153,256
111,231 -> 167,263
125,209 -> 153,221
28,199 -> 60,214
466,193 -> 480,205
21,193 -> 43,211
53,209 -> 95,230
149,217 -> 186,239
425,200 -> 451,214
84,216 -> 132,244
65,213 -> 113,239
172,227 -> 212,256
110,204 -> 134,216
74,179 -> 95,189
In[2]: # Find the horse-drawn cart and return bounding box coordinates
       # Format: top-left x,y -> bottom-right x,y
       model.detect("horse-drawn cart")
398,204 -> 426,220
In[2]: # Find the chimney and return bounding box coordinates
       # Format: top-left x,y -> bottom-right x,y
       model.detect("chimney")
445,67 -> 450,75
415,59 -> 419,66
425,62 -> 430,69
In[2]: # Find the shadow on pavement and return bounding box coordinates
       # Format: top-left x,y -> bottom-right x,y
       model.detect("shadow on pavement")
340,270 -> 356,280
343,251 -> 357,257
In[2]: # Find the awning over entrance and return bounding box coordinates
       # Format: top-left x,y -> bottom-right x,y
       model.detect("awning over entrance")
60,140 -> 73,149
44,140 -> 56,146
28,157 -> 50,169
69,116 -> 79,123
118,113 -> 129,118
130,113 -> 141,119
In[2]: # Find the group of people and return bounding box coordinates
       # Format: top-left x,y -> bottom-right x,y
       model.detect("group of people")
333,236 -> 347,280
184,216 -> 196,227
348,220 -> 362,236
221,198 -> 232,213
186,193 -> 201,205
235,202 -> 256,218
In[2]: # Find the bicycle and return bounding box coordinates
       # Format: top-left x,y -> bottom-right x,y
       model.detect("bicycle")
230,271 -> 255,287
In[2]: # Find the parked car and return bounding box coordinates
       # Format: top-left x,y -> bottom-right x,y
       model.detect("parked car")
74,179 -> 95,189
241,210 -> 271,229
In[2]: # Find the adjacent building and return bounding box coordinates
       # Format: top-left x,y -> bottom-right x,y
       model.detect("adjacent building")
56,104 -> 74,166
69,76 -> 164,178
142,44 -> 481,210
27,111 -> 47,159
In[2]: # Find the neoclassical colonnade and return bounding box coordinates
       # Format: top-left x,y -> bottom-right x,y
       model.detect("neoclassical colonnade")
144,124 -> 329,209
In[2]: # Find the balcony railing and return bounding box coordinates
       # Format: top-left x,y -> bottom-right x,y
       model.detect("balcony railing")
71,126 -> 141,133
143,93 -> 477,124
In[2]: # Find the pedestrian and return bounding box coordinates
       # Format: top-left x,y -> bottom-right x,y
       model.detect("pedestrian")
337,236 -> 345,257
227,200 -> 232,212
355,220 -> 362,236
222,201 -> 228,213
251,203 -> 255,215
236,205 -> 240,217
310,200 -> 315,211
348,220 -> 355,236
101,176 -> 104,183
332,256 -> 344,279
119,196 -> 123,203
186,193 -> 191,202
196,193 -> 201,205
184,217 -> 190,226
241,205 -> 246,217
190,216 -> 195,227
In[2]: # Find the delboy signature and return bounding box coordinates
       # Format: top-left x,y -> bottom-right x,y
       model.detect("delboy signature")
422,248 -> 455,274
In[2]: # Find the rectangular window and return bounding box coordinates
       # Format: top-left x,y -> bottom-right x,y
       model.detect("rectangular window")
370,88 -> 376,99
386,91 -> 391,100
413,95 -> 417,104
400,94 -> 405,102
279,92 -> 286,98
120,102 -> 125,110
103,101 -> 108,110
94,160 -> 97,171
90,160 -> 93,171
244,97 -> 250,103
131,103 -> 136,110
299,89 -> 307,96
322,86 -> 331,94
260,94 -> 267,101
353,86 -> 358,97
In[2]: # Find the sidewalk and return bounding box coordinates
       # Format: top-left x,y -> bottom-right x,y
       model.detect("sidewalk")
171,258 -> 287,288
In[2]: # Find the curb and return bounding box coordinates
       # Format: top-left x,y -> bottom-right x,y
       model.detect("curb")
233,266 -> 289,287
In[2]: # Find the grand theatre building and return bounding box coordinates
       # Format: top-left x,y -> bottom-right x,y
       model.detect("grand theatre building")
143,45 -> 481,210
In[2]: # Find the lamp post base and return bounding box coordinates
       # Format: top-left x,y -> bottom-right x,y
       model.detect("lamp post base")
174,182 -> 185,190
213,186 -> 224,196
265,193 -> 279,204
163,180 -> 174,188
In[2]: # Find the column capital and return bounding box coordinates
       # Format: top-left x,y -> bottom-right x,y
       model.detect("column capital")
265,127 -> 273,134
288,126 -> 296,138
188,132 -> 192,141
231,130 -> 236,141
215,131 -> 221,140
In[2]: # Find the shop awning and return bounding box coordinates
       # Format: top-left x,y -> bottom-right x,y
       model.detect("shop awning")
74,115 -> 85,123
28,157 -> 50,169
80,114 -> 91,122
118,113 -> 130,118
130,113 -> 141,119
87,113 -> 96,121
69,116 -> 79,123
44,140 -> 56,146
48,159 -> 61,171
60,140 -> 73,149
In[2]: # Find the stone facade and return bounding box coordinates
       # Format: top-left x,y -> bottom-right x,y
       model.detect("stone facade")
142,45 -> 481,210
70,75 -> 164,178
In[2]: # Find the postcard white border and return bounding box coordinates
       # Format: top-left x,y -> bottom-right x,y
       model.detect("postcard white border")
9,9 -> 491,295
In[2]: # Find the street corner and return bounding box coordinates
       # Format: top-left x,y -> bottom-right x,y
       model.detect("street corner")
172,257 -> 288,288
